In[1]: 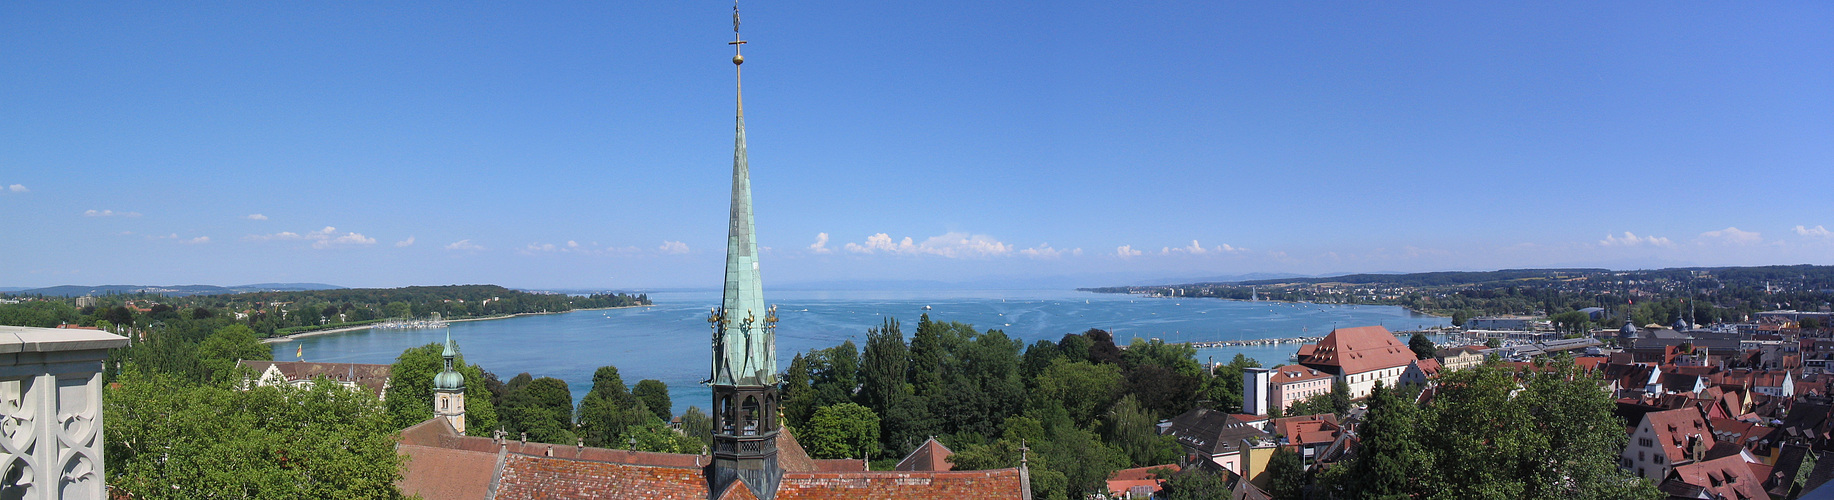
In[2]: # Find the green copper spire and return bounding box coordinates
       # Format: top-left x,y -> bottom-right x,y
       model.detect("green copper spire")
434,329 -> 464,391
710,13 -> 774,387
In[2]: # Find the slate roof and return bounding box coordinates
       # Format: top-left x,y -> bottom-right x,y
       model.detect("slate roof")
1297,326 -> 1415,376
1163,408 -> 1273,456
895,437 -> 954,472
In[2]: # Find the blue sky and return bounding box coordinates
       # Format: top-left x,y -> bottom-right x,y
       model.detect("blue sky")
3,2 -> 1831,289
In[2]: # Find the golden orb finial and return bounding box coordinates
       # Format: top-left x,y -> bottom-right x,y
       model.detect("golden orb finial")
733,54 -> 744,65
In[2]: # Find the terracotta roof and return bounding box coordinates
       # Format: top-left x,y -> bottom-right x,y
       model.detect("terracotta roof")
1269,367 -> 1331,385
495,453 -> 710,499
1272,414 -> 1342,447
1665,454 -> 1766,500
395,418 -> 1028,500
1297,326 -> 1415,375
396,444 -> 498,500
895,437 -> 954,472
1411,358 -> 1441,379
777,469 -> 1026,500
1643,408 -> 1716,464
1108,465 -> 1178,498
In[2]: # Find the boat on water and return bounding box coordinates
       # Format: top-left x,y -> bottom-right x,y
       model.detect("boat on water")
921,305 -> 932,310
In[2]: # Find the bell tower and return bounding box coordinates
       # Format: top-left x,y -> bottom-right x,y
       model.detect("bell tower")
706,2 -> 781,499
433,330 -> 467,434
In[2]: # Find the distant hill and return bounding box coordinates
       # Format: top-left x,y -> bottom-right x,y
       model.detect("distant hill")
8,283 -> 344,297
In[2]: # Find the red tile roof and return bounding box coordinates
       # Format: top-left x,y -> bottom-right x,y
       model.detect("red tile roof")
1107,465 -> 1179,498
1297,326 -> 1415,375
895,437 -> 954,472
777,469 -> 1026,500
1272,414 -> 1342,448
1666,454 -> 1766,500
394,418 -> 1027,500
1643,408 -> 1716,464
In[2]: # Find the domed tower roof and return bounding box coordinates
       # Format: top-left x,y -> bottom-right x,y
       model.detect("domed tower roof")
1619,321 -> 1639,338
434,330 -> 464,391
1672,317 -> 1690,331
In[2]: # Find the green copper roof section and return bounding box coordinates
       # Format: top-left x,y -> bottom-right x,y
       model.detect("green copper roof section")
435,329 -> 464,391
712,54 -> 774,388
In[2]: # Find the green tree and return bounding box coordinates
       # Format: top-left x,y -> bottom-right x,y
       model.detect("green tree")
632,379 -> 672,422
1341,381 -> 1429,498
1803,317 -> 1823,329
1265,447 -> 1305,500
576,366 -> 647,448
680,406 -> 714,451
1408,332 -> 1435,360
106,370 -> 407,499
858,318 -> 909,415
780,352 -> 818,430
501,377 -> 575,444
626,417 -> 703,453
1031,359 -> 1123,427
1103,395 -> 1179,467
195,324 -> 271,384
1159,467 -> 1229,500
804,403 -> 882,460
1485,337 -> 1503,349
1201,354 -> 1261,413
1329,377 -> 1351,415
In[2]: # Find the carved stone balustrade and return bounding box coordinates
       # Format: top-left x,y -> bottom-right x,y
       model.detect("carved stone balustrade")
0,326 -> 128,500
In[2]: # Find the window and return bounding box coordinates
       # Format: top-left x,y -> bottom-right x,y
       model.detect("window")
1640,438 -> 1653,447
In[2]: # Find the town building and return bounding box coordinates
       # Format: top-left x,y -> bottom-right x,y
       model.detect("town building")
1465,316 -> 1537,331
1162,407 -> 1276,475
1270,414 -> 1345,467
1623,408 -> 1724,482
1246,366 -> 1332,415
1434,345 -> 1487,372
238,359 -> 392,398
1292,326 -> 1417,399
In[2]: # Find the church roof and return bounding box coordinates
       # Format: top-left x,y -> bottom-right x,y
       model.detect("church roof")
895,437 -> 955,471
394,418 -> 1026,499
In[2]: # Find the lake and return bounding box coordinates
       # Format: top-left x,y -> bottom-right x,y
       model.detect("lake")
270,289 -> 1451,416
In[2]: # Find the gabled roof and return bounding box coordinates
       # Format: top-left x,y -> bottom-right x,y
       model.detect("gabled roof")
1642,408 -> 1716,464
1664,454 -> 1766,500
1269,367 -> 1332,385
1272,414 -> 1342,447
1297,326 -> 1415,375
895,437 -> 954,472
1164,408 -> 1272,456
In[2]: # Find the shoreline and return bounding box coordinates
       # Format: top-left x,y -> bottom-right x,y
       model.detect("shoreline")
261,303 -> 653,344
1133,293 -> 1452,319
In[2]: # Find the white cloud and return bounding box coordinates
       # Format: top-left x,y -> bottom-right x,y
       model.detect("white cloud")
1159,240 -> 1248,255
808,233 -> 833,254
83,209 -> 140,217
183,236 -> 210,244
245,214 -> 268,220
1698,227 -> 1762,246
842,232 -> 1012,258
446,239 -> 485,251
149,233 -> 178,240
396,236 -> 416,247
567,240 -> 580,248
247,226 -> 373,248
1599,231 -> 1673,247
659,241 -> 690,254
6,184 -> 26,193
1019,243 -> 1081,259
1116,245 -> 1144,258
1795,225 -> 1832,238
315,231 -> 376,249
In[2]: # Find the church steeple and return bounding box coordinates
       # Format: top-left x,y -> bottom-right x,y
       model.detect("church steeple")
433,329 -> 467,434
707,3 -> 781,499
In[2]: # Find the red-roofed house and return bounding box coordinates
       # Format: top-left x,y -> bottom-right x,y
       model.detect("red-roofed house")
1107,464 -> 1179,499
1264,366 -> 1333,413
1658,454 -> 1766,500
1622,408 -> 1717,481
1294,326 -> 1418,399
1271,414 -> 1344,467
